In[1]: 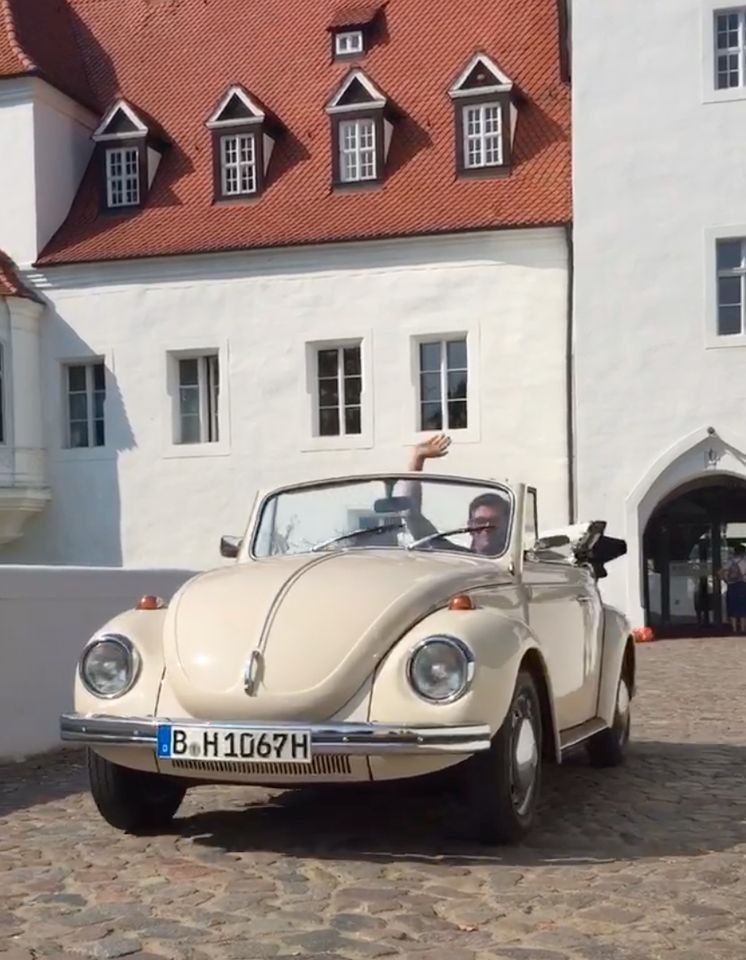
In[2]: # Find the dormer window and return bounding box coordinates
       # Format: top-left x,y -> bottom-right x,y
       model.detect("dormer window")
106,147 -> 140,207
335,29 -> 364,58
328,1 -> 385,60
448,53 -> 517,178
92,99 -> 167,212
206,86 -> 278,201
325,70 -> 392,187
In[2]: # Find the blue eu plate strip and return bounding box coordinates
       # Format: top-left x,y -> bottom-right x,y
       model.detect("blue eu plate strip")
157,725 -> 172,758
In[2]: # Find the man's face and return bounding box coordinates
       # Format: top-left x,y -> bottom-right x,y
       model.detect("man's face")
469,504 -> 503,555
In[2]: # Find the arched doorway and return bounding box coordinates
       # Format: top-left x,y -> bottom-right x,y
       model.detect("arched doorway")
643,476 -> 746,636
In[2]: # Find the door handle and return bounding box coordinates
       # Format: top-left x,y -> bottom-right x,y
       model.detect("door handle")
576,596 -> 594,604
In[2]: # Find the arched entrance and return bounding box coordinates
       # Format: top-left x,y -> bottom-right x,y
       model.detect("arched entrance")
643,476 -> 746,636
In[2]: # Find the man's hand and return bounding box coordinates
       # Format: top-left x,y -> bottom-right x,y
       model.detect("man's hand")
410,434 -> 451,471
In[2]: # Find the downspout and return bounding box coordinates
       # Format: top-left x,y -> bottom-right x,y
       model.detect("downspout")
564,222 -> 576,524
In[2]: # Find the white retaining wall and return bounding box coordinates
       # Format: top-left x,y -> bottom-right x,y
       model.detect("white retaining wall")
0,566 -> 195,760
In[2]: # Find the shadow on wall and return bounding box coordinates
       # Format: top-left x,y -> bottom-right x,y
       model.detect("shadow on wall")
1,307 -> 135,566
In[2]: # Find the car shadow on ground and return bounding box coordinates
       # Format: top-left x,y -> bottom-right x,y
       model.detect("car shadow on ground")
174,739 -> 746,865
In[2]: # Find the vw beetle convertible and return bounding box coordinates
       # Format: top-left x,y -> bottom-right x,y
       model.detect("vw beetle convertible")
61,473 -> 634,843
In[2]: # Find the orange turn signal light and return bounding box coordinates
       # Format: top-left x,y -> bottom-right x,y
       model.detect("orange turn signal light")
448,594 -> 474,611
136,595 -> 166,611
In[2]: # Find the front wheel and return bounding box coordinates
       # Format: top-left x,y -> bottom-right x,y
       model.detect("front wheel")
466,669 -> 542,844
87,749 -> 187,833
586,674 -> 631,767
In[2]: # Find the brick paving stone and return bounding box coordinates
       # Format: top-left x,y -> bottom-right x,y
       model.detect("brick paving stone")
1,639 -> 746,959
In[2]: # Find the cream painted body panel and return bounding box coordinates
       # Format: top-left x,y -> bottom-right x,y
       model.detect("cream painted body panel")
159,550 -> 513,722
597,605 -> 634,727
522,561 -> 603,729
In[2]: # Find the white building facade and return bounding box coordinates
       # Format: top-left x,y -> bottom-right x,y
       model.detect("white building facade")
573,0 -> 746,634
0,0 -> 573,570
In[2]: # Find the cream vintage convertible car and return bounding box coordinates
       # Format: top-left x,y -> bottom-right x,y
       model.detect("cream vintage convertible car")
60,473 -> 634,843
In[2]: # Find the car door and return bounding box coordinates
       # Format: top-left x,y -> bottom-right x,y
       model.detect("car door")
523,559 -> 602,730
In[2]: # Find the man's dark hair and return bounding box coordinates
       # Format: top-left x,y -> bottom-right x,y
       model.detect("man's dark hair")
468,493 -> 504,520
735,543 -> 746,557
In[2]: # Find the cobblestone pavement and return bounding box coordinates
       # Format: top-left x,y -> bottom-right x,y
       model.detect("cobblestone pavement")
1,638 -> 745,960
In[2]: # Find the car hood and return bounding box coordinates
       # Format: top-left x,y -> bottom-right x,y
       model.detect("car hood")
161,550 -> 510,721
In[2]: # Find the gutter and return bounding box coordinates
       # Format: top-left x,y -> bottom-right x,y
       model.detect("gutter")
564,222 -> 576,524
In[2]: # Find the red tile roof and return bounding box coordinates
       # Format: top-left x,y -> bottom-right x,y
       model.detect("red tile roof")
329,1 -> 386,28
10,0 -> 570,266
0,251 -> 43,302
0,0 -> 95,109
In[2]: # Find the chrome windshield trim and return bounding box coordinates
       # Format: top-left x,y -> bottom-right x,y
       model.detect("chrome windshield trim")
60,714 -> 491,755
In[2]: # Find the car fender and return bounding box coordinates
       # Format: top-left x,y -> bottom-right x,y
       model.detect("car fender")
597,604 -> 635,727
368,605 -> 561,762
73,608 -> 168,773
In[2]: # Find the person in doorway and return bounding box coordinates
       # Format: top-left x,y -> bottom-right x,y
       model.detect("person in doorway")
405,433 -> 508,555
719,543 -> 746,633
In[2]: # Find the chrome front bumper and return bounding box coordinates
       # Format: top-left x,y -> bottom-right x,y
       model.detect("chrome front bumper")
60,714 -> 492,756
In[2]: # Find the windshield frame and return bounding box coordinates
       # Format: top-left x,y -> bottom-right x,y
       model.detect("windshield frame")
246,473 -> 516,561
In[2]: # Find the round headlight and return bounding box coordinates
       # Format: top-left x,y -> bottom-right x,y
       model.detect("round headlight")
79,634 -> 140,699
407,636 -> 474,703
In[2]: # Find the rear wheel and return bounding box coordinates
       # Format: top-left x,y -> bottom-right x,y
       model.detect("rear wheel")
586,673 -> 631,767
467,669 -> 542,844
87,749 -> 187,833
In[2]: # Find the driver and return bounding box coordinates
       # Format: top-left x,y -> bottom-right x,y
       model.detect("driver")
405,434 -> 508,556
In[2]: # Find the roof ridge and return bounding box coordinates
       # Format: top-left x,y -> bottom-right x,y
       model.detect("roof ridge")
0,0 -> 36,72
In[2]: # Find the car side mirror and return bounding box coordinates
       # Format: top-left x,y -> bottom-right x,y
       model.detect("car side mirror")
220,535 -> 242,558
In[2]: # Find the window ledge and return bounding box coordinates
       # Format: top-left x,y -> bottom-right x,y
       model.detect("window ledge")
301,434 -> 374,453
162,442 -> 232,460
55,447 -> 117,462
705,333 -> 746,349
407,427 -> 481,446
703,87 -> 746,104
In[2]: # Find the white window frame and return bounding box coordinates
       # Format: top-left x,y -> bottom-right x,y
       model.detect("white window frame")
416,337 -> 469,433
301,335 -> 373,452
335,30 -> 364,56
704,227 -> 746,347
220,132 -> 257,196
339,118 -> 377,183
314,343 -> 363,438
714,7 -> 746,89
177,354 -> 220,445
63,360 -> 106,449
462,102 -> 503,169
105,147 -> 140,208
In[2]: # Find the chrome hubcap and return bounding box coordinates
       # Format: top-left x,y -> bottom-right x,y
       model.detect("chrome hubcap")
511,697 -> 539,817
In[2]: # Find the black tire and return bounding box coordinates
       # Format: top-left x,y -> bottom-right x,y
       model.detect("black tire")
466,669 -> 542,844
87,748 -> 187,833
586,674 -> 631,768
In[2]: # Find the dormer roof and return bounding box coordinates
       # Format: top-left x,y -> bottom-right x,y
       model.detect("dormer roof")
449,52 -> 514,97
325,70 -> 387,113
328,1 -> 386,29
92,99 -> 170,146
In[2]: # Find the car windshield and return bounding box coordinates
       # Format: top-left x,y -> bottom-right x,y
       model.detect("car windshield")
252,475 -> 513,559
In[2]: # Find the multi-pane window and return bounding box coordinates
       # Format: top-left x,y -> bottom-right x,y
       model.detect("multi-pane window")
66,361 -> 105,448
0,344 -> 4,445
462,103 -> 503,168
716,239 -> 746,336
339,119 -> 377,183
715,9 -> 746,89
106,147 -> 140,207
418,338 -> 468,431
316,345 -> 362,437
220,133 -> 257,196
178,355 -> 219,444
335,30 -> 364,56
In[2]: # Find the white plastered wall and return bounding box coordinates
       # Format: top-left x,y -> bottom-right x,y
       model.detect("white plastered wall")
6,227 -> 570,568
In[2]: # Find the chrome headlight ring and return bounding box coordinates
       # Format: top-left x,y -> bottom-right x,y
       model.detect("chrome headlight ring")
406,635 -> 475,705
79,633 -> 141,700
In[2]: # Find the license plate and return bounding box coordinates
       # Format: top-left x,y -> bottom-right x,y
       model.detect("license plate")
157,725 -> 312,764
